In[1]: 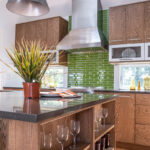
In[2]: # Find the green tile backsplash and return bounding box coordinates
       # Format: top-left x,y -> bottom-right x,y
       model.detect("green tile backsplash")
68,51 -> 114,88
68,10 -> 114,89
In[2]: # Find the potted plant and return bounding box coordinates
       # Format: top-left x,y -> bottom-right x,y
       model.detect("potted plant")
0,40 -> 55,98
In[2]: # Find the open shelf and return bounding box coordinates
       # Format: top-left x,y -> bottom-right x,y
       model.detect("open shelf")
94,124 -> 115,142
65,142 -> 90,150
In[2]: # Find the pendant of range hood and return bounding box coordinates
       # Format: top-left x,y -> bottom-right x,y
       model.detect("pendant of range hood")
6,0 -> 50,17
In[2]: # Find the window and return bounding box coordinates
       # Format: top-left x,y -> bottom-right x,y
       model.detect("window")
41,66 -> 68,88
119,64 -> 150,89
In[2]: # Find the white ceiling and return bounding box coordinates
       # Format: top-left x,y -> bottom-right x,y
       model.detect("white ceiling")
0,0 -> 149,24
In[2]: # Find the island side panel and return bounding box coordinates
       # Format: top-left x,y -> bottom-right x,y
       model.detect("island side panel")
0,119 -> 9,150
8,120 -> 39,150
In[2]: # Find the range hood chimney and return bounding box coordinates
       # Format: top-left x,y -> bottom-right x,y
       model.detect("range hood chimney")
56,0 -> 105,50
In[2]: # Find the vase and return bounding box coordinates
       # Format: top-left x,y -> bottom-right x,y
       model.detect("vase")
23,82 -> 40,98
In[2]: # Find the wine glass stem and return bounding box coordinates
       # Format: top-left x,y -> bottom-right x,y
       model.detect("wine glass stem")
73,135 -> 76,146
61,142 -> 64,150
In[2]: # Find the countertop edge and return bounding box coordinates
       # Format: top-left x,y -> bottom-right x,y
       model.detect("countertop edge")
0,95 -> 117,123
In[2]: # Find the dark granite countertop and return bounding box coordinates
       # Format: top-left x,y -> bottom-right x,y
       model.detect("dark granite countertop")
94,89 -> 150,94
0,91 -> 116,122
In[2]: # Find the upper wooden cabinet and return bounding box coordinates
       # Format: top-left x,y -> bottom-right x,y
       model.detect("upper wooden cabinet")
15,17 -> 68,49
109,6 -> 126,45
144,1 -> 150,42
109,2 -> 145,45
15,17 -> 68,66
126,3 -> 144,44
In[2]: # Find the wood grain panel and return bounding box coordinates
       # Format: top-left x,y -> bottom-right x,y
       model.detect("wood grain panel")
144,1 -> 150,42
126,3 -> 144,43
47,17 -> 60,49
136,94 -> 150,105
76,108 -> 94,150
8,120 -> 39,150
135,124 -> 150,146
24,21 -> 36,42
15,23 -> 26,47
59,17 -> 68,41
136,105 -> 150,125
115,93 -> 135,143
34,20 -> 47,46
0,119 -> 8,150
109,6 -> 126,45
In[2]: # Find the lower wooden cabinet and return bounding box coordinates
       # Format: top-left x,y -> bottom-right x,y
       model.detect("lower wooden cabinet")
135,124 -> 150,146
96,92 -> 150,149
115,93 -> 135,144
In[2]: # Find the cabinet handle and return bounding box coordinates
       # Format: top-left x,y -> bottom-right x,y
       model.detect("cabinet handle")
119,58 -> 133,61
111,40 -> 123,42
128,38 -> 140,41
119,96 -> 131,98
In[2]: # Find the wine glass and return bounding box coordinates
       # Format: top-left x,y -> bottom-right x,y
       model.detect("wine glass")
44,133 -> 52,149
95,110 -> 102,132
40,129 -> 52,149
102,108 -> 108,128
56,125 -> 69,150
70,120 -> 80,149
40,130 -> 45,149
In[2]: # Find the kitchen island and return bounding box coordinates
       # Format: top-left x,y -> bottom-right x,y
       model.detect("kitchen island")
0,91 -> 116,150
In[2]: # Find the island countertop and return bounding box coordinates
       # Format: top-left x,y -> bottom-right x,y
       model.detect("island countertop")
0,91 -> 117,122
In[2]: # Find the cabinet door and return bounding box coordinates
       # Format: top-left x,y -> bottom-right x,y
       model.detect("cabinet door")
47,18 -> 60,49
126,3 -> 144,43
145,2 -> 150,42
109,6 -> 126,45
115,93 -> 135,143
15,23 -> 26,47
24,21 -> 36,42
135,124 -> 150,146
34,20 -> 47,47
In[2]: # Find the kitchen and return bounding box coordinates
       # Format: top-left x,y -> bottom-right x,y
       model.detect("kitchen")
0,0 -> 150,150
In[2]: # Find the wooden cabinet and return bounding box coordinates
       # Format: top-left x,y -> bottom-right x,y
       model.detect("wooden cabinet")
115,93 -> 135,143
95,92 -> 135,143
95,92 -> 150,149
135,94 -> 150,146
15,17 -> 68,49
96,92 -> 150,149
109,6 -> 126,45
109,2 -> 145,45
144,1 -> 150,42
15,17 -> 68,65
126,3 -> 144,44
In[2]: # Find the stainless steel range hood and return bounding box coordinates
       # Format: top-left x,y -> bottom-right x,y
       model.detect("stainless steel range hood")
56,0 -> 104,50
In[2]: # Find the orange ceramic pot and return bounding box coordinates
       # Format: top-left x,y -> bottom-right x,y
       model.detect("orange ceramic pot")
23,82 -> 40,98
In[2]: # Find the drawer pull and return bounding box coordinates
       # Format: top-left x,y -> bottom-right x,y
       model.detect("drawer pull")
111,40 -> 123,42
128,38 -> 140,41
119,96 -> 131,98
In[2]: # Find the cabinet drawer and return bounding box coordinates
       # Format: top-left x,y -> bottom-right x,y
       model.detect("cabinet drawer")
136,94 -> 150,105
136,105 -> 150,125
135,124 -> 150,146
